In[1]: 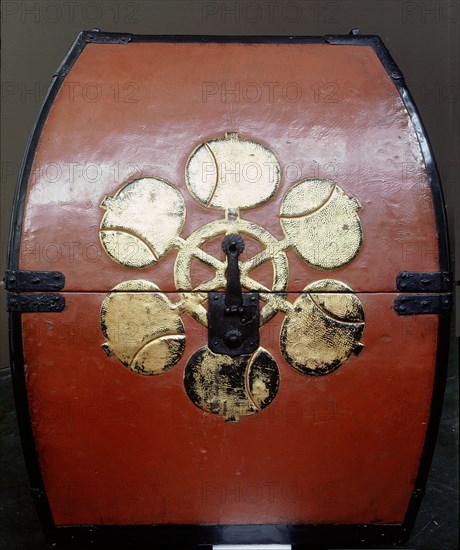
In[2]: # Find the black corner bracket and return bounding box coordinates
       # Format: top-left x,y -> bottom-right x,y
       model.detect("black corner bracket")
82,29 -> 132,44
324,33 -> 403,80
55,29 -> 132,77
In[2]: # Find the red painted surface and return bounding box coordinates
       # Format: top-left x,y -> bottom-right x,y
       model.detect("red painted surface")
20,43 -> 438,291
23,293 -> 437,525
19,42 -> 440,526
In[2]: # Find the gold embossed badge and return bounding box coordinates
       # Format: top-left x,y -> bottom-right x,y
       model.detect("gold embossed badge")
99,132 -> 365,421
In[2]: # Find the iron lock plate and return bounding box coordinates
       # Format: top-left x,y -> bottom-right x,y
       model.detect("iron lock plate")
207,234 -> 260,357
208,292 -> 260,356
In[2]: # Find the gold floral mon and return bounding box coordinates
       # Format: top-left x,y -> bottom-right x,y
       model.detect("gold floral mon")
99,132 -> 365,422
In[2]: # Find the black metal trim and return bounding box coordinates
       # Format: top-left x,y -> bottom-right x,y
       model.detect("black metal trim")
48,522 -> 406,548
324,33 -> 450,275
397,271 -> 453,292
325,34 -> 403,79
54,30 -> 132,77
394,294 -> 452,315
400,312 -> 451,538
208,292 -> 260,356
5,30 -> 452,549
4,270 -> 65,291
8,312 -> 56,539
359,39 -> 454,545
7,293 -> 65,313
84,29 -> 132,45
323,38 -> 451,546
129,35 -> 326,44
391,84 -> 450,273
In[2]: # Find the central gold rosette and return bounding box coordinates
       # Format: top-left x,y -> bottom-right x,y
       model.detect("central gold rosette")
98,132 -> 365,420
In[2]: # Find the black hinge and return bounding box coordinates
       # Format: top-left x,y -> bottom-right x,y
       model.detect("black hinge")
394,294 -> 452,315
397,271 -> 452,292
7,293 -> 65,313
4,270 -> 65,291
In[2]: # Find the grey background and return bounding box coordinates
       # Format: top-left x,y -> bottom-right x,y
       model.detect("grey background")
1,1 -> 458,549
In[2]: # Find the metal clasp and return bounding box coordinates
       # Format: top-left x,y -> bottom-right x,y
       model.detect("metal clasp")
208,234 -> 259,356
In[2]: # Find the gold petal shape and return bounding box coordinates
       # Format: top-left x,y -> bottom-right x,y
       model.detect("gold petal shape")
99,230 -> 157,269
130,335 -> 186,375
185,132 -> 281,210
100,177 -> 185,268
280,279 -> 365,376
184,346 -> 279,422
280,178 -> 363,270
306,279 -> 365,322
100,280 -> 185,375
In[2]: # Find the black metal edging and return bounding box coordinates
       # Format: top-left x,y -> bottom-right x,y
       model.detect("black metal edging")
128,32 -> 327,44
324,33 -> 452,546
54,30 -> 132,77
6,42 -> 77,545
5,29 -> 452,549
397,271 -> 453,292
4,270 -> 65,291
7,293 -> 65,313
5,29 -> 132,544
402,312 -> 452,539
324,33 -> 451,276
325,33 -> 403,79
49,522 -> 405,548
8,312 -> 56,540
394,294 -> 452,315
394,83 -> 451,274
